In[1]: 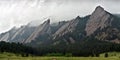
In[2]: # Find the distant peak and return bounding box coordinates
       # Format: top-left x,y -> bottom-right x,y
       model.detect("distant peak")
47,19 -> 50,23
43,19 -> 50,24
95,6 -> 104,11
96,6 -> 104,9
42,19 -> 50,25
96,6 -> 103,8
75,16 -> 81,20
91,6 -> 106,15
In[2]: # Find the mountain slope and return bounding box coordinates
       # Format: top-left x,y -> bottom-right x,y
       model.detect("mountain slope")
0,24 -> 36,43
0,6 -> 120,45
85,6 -> 113,36
53,16 -> 81,39
0,27 -> 18,42
24,19 -> 51,43
51,6 -> 120,45
10,26 -> 36,43
84,6 -> 120,43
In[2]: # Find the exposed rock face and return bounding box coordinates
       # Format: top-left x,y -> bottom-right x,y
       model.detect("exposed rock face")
85,6 -> 113,36
0,24 -> 36,43
0,27 -> 18,42
0,33 -> 9,42
53,16 -> 80,39
10,26 -> 35,43
50,21 -> 68,34
0,19 -> 51,43
24,19 -> 51,43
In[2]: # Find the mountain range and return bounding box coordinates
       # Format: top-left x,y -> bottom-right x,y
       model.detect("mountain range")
0,6 -> 120,46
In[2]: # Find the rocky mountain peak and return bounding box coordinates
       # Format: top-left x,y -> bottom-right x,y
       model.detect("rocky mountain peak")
95,6 -> 104,12
75,16 -> 81,20
91,6 -> 106,17
47,19 -> 50,23
43,19 -> 50,24
85,6 -> 113,36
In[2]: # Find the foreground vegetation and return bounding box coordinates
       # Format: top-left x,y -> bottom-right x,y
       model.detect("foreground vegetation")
0,57 -> 120,60
1,40 -> 120,57
0,52 -> 120,60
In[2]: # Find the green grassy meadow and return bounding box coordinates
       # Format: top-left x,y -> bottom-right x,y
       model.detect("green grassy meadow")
0,52 -> 120,60
0,57 -> 120,60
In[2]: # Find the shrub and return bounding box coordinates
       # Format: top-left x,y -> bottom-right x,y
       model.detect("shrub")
105,53 -> 108,57
65,53 -> 72,57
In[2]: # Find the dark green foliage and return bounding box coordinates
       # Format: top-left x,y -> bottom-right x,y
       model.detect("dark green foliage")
46,53 -> 64,56
105,53 -> 108,57
0,41 -> 37,56
65,53 -> 72,57
29,38 -> 120,57
95,54 -> 100,57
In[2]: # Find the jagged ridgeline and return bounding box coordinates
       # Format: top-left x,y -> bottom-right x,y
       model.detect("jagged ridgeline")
0,6 -> 120,45
0,6 -> 120,56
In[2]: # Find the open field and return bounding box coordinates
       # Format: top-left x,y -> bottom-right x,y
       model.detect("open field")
0,52 -> 120,60
0,57 -> 120,60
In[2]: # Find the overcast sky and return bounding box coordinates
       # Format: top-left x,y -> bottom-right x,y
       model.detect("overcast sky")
0,0 -> 119,33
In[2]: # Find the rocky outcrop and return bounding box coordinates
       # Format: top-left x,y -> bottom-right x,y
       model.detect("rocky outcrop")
10,26 -> 35,43
0,24 -> 36,43
0,19 -> 51,43
85,6 -> 113,36
24,19 -> 51,43
0,27 -> 18,42
53,16 -> 81,39
0,33 -> 9,42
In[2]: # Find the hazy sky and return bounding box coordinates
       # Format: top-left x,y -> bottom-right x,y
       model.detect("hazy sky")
0,0 -> 120,33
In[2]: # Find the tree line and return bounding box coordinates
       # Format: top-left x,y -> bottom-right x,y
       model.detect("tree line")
1,38 -> 120,57
0,41 -> 37,57
29,38 -> 120,57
